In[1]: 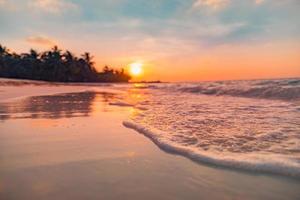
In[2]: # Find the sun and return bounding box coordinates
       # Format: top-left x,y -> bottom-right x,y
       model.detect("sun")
129,62 -> 143,76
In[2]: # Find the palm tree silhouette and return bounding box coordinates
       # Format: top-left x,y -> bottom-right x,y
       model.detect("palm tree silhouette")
0,44 -> 131,82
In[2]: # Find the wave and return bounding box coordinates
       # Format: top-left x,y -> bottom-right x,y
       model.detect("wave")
164,79 -> 300,101
123,120 -> 300,178
177,85 -> 300,100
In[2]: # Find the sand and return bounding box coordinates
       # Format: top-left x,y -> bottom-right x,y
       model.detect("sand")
0,78 -> 114,102
0,80 -> 299,200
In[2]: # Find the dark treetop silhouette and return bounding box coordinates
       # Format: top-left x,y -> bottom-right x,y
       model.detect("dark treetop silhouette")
0,45 -> 131,82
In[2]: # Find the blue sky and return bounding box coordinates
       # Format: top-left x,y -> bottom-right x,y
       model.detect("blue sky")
0,0 -> 299,80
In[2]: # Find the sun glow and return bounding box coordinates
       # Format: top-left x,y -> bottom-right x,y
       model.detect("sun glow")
129,62 -> 143,76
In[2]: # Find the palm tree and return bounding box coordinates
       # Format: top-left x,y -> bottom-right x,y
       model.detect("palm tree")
29,49 -> 39,60
64,51 -> 75,63
51,46 -> 62,63
46,46 -> 62,81
0,44 -> 131,82
63,51 -> 78,81
0,45 -> 9,56
82,52 -> 94,67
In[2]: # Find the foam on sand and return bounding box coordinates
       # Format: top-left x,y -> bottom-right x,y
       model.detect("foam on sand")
123,120 -> 300,178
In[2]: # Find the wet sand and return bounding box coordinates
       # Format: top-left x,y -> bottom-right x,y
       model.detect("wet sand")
0,83 -> 300,199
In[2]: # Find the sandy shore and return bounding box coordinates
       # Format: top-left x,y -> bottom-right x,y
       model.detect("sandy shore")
0,80 -> 299,199
0,78 -> 116,103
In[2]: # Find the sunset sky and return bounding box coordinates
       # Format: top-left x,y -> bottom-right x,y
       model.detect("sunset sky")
1,0 -> 299,81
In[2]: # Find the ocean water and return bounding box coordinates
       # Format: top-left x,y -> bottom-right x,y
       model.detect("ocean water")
0,78 -> 299,178
115,78 -> 300,177
1,78 -> 300,199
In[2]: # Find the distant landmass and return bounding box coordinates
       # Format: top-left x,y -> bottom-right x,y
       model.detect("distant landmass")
0,45 -> 131,83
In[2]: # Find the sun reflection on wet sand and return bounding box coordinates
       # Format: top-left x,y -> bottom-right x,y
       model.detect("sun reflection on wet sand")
0,91 -> 121,121
0,87 -> 300,199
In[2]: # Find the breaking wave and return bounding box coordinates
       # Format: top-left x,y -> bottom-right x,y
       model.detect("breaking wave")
161,78 -> 300,100
121,78 -> 300,178
123,121 -> 300,178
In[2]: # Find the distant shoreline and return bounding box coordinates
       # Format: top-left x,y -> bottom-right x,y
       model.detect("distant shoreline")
0,77 -> 164,86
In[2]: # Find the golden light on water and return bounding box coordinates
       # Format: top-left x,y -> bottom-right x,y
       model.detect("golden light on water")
129,62 -> 143,76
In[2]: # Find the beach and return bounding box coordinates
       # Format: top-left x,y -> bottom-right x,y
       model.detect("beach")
0,79 -> 300,200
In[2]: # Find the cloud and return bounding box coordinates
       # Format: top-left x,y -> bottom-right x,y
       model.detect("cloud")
197,22 -> 246,38
193,0 -> 230,10
29,0 -> 78,14
192,0 -> 266,10
0,0 -> 16,10
255,0 -> 264,5
26,35 -> 56,46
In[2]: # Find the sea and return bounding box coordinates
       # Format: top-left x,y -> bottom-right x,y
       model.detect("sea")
111,78 -> 300,177
1,78 -> 299,178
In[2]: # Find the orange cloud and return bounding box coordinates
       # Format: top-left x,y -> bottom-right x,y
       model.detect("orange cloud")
193,0 -> 230,10
255,0 -> 264,5
29,0 -> 78,14
193,0 -> 265,10
0,0 -> 16,10
26,36 -> 56,46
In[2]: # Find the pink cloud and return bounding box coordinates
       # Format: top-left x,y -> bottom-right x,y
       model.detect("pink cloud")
26,36 -> 56,46
193,0 -> 230,10
29,0 -> 78,14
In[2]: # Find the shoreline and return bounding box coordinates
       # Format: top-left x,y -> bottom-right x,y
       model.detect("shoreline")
0,81 -> 300,199
123,121 -> 300,179
1,79 -> 299,179
0,78 -> 125,103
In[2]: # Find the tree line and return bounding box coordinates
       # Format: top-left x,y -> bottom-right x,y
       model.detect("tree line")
0,44 -> 131,82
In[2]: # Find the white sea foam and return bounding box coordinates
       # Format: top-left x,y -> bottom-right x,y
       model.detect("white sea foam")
123,120 -> 300,177
121,78 -> 300,177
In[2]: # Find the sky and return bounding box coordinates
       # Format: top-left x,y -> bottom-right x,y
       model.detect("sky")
0,0 -> 300,81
